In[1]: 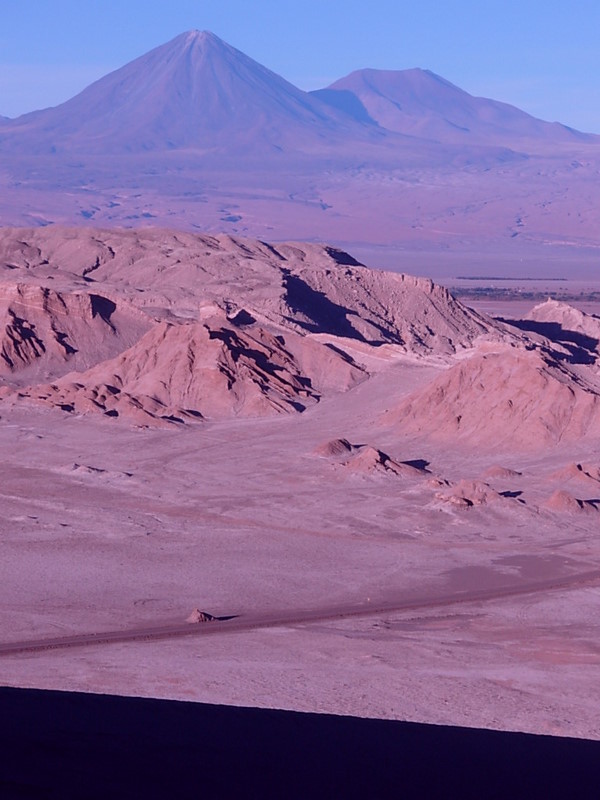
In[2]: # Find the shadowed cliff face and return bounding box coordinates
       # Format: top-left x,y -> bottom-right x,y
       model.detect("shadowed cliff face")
282,272 -> 371,342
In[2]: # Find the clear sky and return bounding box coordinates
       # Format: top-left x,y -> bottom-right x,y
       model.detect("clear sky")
1,0 -> 599,132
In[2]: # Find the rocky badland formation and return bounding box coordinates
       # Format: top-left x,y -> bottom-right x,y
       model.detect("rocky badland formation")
1,224 -> 598,467
1,228 -> 600,740
1,33 -> 600,742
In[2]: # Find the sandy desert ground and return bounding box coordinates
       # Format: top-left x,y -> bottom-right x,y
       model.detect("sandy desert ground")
0,226 -> 599,739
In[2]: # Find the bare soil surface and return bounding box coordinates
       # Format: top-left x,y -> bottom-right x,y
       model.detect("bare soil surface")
1,228 -> 600,739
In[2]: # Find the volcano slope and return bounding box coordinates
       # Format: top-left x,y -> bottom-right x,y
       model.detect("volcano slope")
2,29 -> 600,273
1,226 -> 600,741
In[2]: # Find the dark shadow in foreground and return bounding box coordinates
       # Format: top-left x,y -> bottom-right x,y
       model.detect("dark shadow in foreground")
0,687 -> 598,799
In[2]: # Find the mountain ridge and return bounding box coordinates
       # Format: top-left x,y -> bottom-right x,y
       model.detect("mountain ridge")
1,31 -> 599,262
2,30 -> 376,155
314,67 -> 593,144
2,29 -> 594,152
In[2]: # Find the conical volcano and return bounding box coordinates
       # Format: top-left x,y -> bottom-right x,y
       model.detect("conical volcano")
5,30 -> 361,154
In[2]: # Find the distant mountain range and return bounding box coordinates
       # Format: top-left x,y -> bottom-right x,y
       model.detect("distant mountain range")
315,68 -> 590,144
2,31 -> 369,155
1,31 -> 599,275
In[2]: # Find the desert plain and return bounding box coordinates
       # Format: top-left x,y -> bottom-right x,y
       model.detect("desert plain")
0,226 -> 599,740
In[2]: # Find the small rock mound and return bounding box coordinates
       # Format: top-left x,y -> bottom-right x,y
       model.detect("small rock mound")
436,480 -> 504,508
427,477 -> 451,489
64,463 -> 133,480
71,464 -> 107,476
315,438 -> 355,458
186,609 -> 217,623
316,438 -> 428,478
550,462 -> 600,486
582,464 -> 600,481
546,490 -> 598,513
441,495 -> 475,509
344,445 -> 426,477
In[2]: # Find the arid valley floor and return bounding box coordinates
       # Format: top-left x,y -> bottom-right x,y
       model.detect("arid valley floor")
0,226 -> 599,740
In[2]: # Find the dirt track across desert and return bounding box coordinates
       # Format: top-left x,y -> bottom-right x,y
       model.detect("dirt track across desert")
3,567 -> 600,658
1,228 -> 600,740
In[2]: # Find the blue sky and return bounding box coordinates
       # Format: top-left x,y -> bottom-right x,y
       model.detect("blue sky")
1,0 -> 599,132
